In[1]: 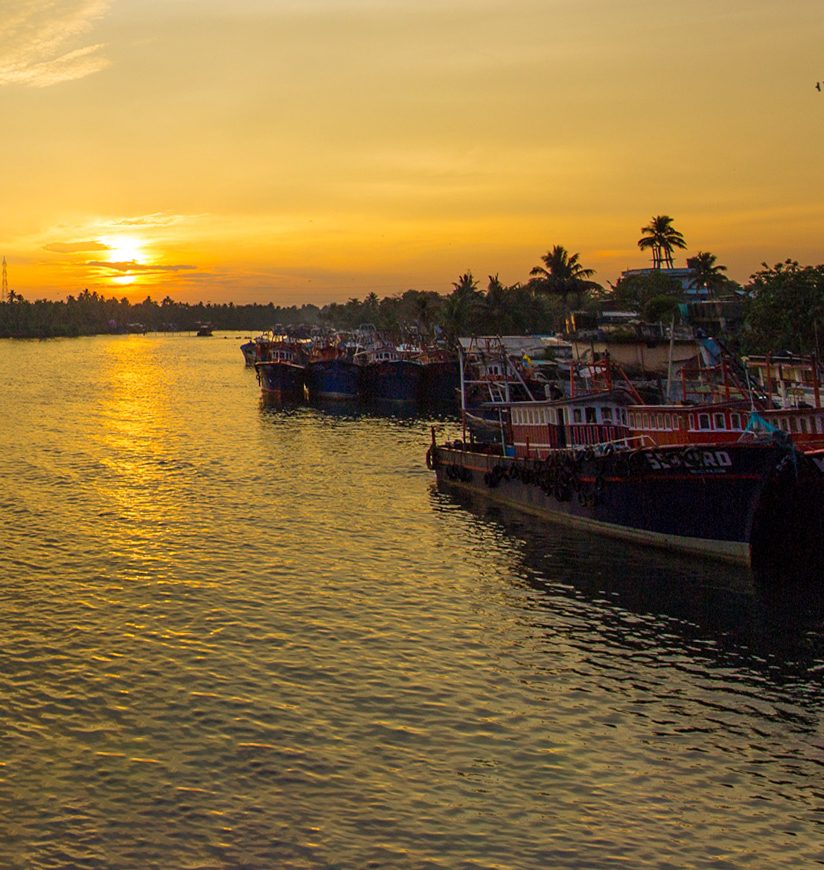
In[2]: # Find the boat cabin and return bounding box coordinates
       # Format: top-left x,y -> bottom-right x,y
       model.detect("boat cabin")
510,392 -> 632,458
627,403 -> 749,446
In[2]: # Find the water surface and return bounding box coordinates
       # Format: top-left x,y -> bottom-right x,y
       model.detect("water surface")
1,334 -> 822,868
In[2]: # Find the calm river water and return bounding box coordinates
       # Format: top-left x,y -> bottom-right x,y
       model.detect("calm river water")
1,333 -> 822,868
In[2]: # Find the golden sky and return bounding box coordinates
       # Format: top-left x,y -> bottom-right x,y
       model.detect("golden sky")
2,0 -> 823,305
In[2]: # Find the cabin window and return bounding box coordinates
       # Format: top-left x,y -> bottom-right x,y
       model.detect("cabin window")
643,414 -> 650,428
730,413 -> 741,430
800,418 -> 809,434
714,413 -> 725,430
585,407 -> 596,423
791,418 -> 799,433
688,414 -> 695,430
602,407 -> 613,422
573,408 -> 582,423
698,413 -> 710,430
780,418 -> 789,432
655,414 -> 663,429
676,416 -> 684,430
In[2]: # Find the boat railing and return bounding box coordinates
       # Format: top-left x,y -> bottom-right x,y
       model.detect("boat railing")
586,434 -> 656,452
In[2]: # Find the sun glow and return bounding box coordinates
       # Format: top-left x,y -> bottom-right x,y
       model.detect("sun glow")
104,235 -> 144,264
99,235 -> 149,285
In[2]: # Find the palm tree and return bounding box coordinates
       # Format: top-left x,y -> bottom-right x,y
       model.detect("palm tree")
439,272 -> 483,343
686,251 -> 727,297
637,215 -> 687,269
529,245 -> 600,326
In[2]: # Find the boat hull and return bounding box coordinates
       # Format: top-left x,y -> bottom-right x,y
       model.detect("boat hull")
255,361 -> 306,403
305,359 -> 362,400
421,359 -> 460,405
362,360 -> 423,402
428,441 -> 824,571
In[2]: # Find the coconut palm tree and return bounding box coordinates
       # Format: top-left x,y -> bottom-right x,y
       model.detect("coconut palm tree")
529,245 -> 600,327
686,251 -> 727,297
637,215 -> 687,269
439,272 -> 483,343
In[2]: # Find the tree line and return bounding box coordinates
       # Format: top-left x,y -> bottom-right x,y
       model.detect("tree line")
1,215 -> 822,355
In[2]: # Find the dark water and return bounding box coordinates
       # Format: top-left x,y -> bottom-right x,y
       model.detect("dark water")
1,333 -> 822,868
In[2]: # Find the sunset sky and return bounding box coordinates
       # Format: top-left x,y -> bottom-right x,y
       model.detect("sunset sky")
2,0 -> 823,305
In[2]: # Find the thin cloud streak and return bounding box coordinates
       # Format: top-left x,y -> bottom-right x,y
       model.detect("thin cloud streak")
111,214 -> 189,228
44,241 -> 109,254
86,261 -> 197,274
0,1 -> 111,87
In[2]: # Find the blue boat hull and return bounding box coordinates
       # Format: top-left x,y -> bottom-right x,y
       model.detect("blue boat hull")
306,359 -> 362,400
255,361 -> 305,403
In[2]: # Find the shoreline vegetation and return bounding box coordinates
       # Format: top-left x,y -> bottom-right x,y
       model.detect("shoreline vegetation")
2,218 -> 823,355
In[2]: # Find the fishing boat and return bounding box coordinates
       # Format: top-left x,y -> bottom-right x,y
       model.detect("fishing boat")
427,341 -> 824,575
427,432 -> 822,575
255,340 -> 306,403
356,341 -> 423,403
241,332 -> 278,367
305,340 -> 361,400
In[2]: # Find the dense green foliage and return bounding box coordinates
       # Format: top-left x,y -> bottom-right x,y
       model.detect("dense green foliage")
610,270 -> 683,321
742,260 -> 824,354
0,289 -> 324,339
0,274 -> 562,340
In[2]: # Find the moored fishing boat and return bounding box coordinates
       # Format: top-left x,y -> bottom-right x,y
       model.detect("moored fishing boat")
305,341 -> 361,400
255,340 -> 306,403
356,342 -> 423,402
241,332 -> 277,367
428,342 -> 824,576
427,431 -> 823,575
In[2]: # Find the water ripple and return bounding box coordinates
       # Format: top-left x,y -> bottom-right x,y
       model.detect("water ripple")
0,335 -> 822,868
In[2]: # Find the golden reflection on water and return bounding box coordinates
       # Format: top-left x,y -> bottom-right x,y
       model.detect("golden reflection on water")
90,336 -> 191,573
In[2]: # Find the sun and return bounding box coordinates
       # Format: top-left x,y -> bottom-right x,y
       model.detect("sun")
103,235 -> 144,264
99,235 -> 149,285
